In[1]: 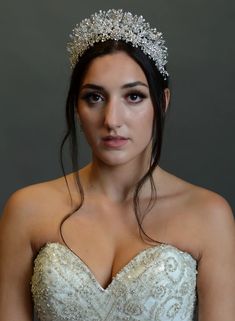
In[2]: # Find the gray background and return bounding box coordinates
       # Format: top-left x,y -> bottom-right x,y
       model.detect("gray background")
0,1 -> 234,320
0,0 -> 234,216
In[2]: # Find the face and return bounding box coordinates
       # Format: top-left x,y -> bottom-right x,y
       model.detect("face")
77,51 -> 154,167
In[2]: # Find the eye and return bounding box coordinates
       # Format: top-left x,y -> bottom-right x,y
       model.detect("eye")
80,92 -> 104,105
126,91 -> 146,103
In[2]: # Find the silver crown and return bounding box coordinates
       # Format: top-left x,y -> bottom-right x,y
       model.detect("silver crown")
67,9 -> 169,79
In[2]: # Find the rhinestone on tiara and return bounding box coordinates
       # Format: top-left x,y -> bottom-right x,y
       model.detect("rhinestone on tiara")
67,9 -> 169,79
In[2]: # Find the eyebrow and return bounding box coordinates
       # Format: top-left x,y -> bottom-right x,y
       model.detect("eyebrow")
80,81 -> 148,91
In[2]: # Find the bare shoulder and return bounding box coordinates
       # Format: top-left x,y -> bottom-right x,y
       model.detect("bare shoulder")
192,184 -> 234,223
0,173 -> 79,252
157,168 -> 235,257
192,186 -> 235,257
183,176 -> 234,240
170,177 -> 235,318
0,176 -> 78,320
161,167 -> 233,222
181,172 -> 234,239
2,177 -> 65,218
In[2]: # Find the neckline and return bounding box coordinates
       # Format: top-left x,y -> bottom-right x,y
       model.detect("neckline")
36,242 -> 197,292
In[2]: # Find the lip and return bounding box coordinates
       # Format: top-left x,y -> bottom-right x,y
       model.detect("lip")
102,135 -> 129,148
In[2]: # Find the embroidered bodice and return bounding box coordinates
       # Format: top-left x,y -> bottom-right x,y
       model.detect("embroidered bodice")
31,242 -> 197,321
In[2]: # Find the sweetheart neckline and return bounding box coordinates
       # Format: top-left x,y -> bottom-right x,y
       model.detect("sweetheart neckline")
35,242 -> 197,292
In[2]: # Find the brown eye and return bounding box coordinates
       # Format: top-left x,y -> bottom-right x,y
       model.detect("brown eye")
81,92 -> 104,105
127,92 -> 146,103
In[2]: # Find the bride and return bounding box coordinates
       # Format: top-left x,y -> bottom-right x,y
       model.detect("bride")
0,9 -> 234,321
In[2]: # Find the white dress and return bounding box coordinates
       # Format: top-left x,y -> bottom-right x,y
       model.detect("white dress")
31,242 -> 197,321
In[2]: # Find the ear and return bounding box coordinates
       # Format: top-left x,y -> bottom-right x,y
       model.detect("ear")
164,88 -> 171,112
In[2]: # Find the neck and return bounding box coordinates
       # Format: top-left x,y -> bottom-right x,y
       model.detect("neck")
80,154 -> 161,203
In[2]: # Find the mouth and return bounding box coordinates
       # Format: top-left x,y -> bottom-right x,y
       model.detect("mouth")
102,135 -> 129,148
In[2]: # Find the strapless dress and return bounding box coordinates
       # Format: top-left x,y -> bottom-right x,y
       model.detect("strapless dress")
31,242 -> 197,321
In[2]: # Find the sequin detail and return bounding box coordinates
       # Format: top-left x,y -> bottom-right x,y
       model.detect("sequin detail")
31,243 -> 197,321
67,9 -> 169,79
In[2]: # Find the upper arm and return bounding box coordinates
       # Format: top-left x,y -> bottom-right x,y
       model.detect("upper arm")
196,193 -> 235,321
0,189 -> 35,321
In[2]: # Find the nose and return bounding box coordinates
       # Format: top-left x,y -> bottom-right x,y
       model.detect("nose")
103,98 -> 122,129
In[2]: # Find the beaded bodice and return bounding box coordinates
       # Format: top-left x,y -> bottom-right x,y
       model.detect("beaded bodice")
31,242 -> 197,321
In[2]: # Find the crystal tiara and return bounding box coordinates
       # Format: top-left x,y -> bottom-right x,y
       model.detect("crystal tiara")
67,9 -> 169,79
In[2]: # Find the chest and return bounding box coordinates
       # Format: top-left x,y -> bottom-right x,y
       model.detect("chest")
33,194 -> 199,290
31,243 -> 197,321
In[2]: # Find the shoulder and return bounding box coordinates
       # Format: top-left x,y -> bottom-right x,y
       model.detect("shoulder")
0,173 -> 80,250
188,188 -> 235,317
2,172 -> 79,215
181,175 -> 234,241
161,167 -> 233,224
184,179 -> 234,231
158,168 -> 234,255
157,169 -> 235,316
2,178 -> 63,218
180,178 -> 235,258
193,187 -> 234,255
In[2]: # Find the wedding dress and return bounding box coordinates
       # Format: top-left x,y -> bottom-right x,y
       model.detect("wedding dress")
31,242 -> 197,321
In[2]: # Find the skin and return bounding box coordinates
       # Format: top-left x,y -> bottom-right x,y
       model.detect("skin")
77,52 -> 165,200
0,51 -> 234,321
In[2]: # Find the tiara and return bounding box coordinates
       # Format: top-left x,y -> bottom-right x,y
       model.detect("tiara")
67,9 -> 169,79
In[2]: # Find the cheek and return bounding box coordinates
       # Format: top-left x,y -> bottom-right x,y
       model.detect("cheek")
78,112 -> 101,145
78,108 -> 99,129
134,106 -> 154,131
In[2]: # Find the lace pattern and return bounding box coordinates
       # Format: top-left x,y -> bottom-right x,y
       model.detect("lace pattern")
31,243 -> 197,321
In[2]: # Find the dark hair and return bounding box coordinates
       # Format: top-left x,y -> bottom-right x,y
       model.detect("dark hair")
59,40 -> 170,245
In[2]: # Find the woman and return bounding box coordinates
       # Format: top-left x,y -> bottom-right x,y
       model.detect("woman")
0,9 -> 234,321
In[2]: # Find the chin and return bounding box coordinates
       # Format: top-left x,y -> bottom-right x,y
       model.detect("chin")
92,145 -> 151,167
93,151 -> 133,167
100,157 -> 131,167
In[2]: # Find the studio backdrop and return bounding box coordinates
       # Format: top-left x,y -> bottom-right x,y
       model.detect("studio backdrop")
1,0 -> 234,214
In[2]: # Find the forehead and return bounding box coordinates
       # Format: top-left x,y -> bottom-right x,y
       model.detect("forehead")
81,51 -> 148,87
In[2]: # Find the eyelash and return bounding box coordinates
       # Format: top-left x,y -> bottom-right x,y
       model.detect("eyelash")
80,92 -> 104,105
126,91 -> 147,103
80,91 -> 147,105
